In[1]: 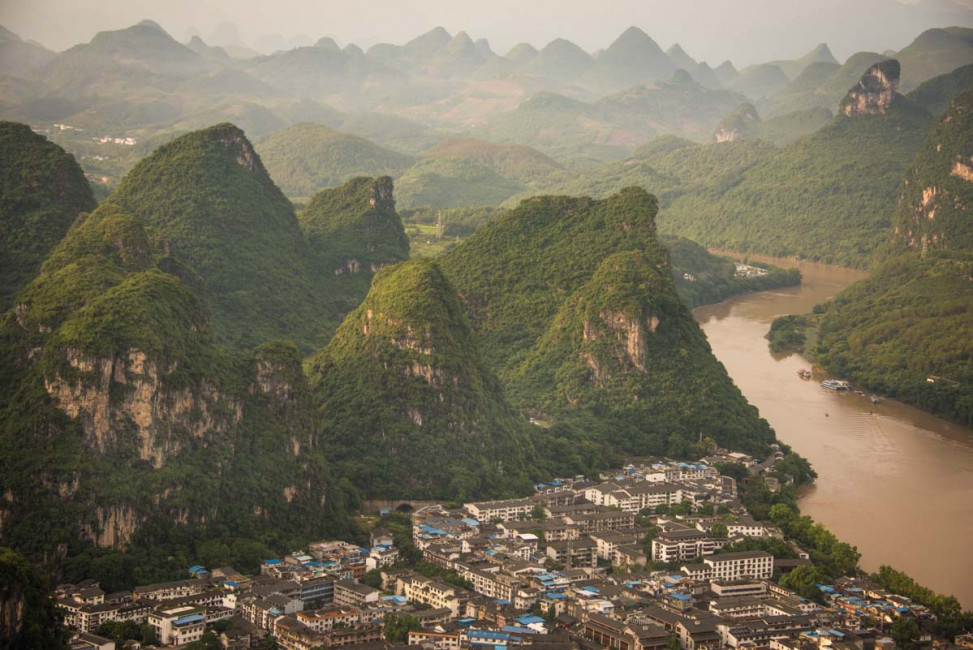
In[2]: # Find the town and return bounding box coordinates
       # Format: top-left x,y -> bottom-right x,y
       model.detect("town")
58,455 -> 947,650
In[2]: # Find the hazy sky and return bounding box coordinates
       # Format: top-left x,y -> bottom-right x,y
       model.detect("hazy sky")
3,0 -> 972,66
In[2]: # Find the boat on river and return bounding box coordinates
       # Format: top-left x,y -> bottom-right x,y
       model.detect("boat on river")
798,369 -> 812,379
821,379 -> 852,391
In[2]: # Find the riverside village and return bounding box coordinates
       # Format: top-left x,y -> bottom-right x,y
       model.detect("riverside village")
57,453 -> 957,650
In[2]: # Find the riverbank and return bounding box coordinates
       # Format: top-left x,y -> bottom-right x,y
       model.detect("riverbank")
694,254 -> 973,608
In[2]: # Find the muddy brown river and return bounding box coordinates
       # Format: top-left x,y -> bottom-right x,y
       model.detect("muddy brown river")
693,255 -> 973,607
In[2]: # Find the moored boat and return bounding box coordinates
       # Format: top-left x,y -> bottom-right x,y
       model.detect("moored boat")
798,368 -> 812,379
821,379 -> 851,391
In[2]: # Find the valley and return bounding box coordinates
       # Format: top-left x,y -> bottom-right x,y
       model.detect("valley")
1,6 -> 972,648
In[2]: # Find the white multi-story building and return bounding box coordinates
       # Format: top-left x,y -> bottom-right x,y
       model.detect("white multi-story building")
466,499 -> 534,522
146,606 -> 206,646
396,575 -> 466,617
652,530 -> 730,562
682,551 -> 774,581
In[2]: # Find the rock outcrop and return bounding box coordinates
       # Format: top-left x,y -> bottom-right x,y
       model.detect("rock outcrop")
44,347 -> 240,469
841,60 -> 901,116
714,103 -> 761,142
891,89 -> 973,254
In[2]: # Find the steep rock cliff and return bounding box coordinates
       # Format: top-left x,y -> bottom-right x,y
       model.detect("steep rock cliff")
891,89 -> 973,254
0,124 -> 350,580
841,59 -> 901,117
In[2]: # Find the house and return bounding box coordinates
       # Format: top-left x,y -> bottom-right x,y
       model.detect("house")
69,633 -> 115,650
296,605 -> 363,632
410,627 -> 464,649
334,580 -> 381,607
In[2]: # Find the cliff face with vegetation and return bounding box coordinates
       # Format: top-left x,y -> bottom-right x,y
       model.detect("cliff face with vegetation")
0,122 -> 96,312
440,187 -> 775,464
814,90 -> 973,426
0,547 -> 62,650
308,258 -> 533,501
300,176 -> 409,276
0,124 -> 361,591
891,88 -> 973,254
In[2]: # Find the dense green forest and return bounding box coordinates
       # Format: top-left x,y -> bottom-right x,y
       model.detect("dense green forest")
812,90 -> 973,426
766,315 -> 810,355
659,74 -> 933,266
814,252 -> 973,425
0,547 -> 65,649
0,122 -> 96,312
439,187 -> 776,460
307,258 -> 535,500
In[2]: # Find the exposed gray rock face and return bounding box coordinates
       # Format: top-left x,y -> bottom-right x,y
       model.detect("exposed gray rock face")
841,60 -> 901,116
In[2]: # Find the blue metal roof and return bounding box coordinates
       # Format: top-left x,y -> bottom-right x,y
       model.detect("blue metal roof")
462,518 -> 480,526
514,615 -> 545,625
421,524 -> 449,535
175,614 -> 205,626
264,559 -> 282,564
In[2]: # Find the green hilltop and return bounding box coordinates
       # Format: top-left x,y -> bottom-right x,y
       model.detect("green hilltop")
896,27 -> 973,91
308,257 -> 534,501
420,137 -> 563,184
105,122 -> 323,350
394,156 -> 526,209
0,122 -> 96,311
439,187 -> 776,458
256,122 -> 415,199
99,123 -> 411,351
299,175 -> 410,321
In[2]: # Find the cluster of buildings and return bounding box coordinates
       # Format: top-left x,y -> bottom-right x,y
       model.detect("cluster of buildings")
733,264 -> 769,278
59,457 -> 931,650
94,134 -> 137,145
